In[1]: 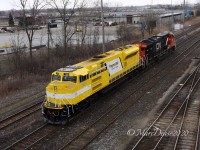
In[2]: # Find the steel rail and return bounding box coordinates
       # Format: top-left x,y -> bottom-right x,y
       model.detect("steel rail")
0,92 -> 44,121
4,123 -> 48,150
132,63 -> 200,150
0,98 -> 44,130
195,108 -> 200,150
152,64 -> 200,150
172,66 -> 200,150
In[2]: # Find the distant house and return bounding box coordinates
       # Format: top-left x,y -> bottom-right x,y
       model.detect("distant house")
103,12 -> 142,24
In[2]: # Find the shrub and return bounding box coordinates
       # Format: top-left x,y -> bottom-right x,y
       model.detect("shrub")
116,25 -> 138,42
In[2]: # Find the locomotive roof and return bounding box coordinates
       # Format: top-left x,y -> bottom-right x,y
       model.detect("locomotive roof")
56,65 -> 89,76
57,66 -> 83,72
57,44 -> 139,75
157,31 -> 174,37
73,67 -> 89,76
75,50 -> 121,67
148,38 -> 159,42
149,36 -> 161,40
141,35 -> 163,46
141,39 -> 154,46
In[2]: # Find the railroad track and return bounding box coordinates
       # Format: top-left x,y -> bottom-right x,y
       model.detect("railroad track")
0,90 -> 45,128
4,123 -> 55,150
175,22 -> 200,40
0,90 -> 45,120
129,62 -> 200,150
3,25 -> 200,150
0,99 -> 43,130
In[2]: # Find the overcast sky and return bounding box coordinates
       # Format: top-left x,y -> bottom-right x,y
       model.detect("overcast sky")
0,0 -> 199,11
107,0 -> 198,7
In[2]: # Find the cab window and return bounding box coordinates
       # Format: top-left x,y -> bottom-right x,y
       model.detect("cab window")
62,76 -> 77,83
80,74 -> 89,82
52,75 -> 61,81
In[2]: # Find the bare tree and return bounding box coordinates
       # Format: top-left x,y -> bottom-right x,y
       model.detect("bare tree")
8,13 -> 15,26
195,3 -> 200,16
116,24 -> 138,42
142,10 -> 160,36
18,0 -> 45,59
10,30 -> 26,71
47,0 -> 79,53
75,0 -> 94,46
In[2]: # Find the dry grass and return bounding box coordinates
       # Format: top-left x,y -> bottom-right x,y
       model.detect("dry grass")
0,73 -> 45,98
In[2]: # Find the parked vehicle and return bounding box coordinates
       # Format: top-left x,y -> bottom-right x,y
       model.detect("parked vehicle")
0,43 -> 15,55
94,22 -> 101,26
0,29 -> 6,33
32,25 -> 42,30
110,22 -> 118,26
101,21 -> 109,26
0,27 -> 15,33
48,23 -> 57,28
94,21 -> 109,26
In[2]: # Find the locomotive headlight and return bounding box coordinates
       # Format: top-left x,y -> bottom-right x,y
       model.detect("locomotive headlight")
48,101 -> 51,107
45,101 -> 62,109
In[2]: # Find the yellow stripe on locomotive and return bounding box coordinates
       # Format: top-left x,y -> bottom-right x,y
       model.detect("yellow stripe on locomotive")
44,44 -> 141,110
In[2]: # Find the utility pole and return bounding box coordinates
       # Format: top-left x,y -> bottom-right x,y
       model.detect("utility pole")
171,0 -> 174,30
47,22 -> 50,60
101,0 -> 105,53
183,0 -> 186,28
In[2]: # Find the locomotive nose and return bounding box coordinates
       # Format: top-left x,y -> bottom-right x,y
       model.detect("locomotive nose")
47,81 -> 77,93
45,81 -> 78,107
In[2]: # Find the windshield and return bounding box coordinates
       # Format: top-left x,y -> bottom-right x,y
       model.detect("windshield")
62,76 -> 77,83
52,75 -> 61,81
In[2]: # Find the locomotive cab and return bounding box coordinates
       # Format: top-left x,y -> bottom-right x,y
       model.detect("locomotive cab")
43,66 -> 91,124
157,31 -> 176,50
166,33 -> 176,50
